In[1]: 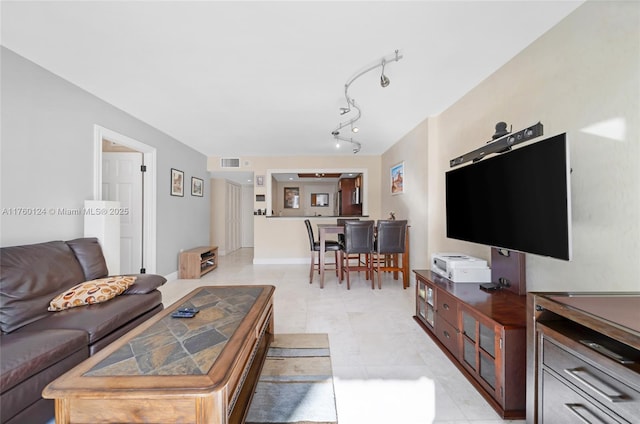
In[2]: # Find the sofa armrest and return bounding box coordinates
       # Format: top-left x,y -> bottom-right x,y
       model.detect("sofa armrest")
123,274 -> 167,294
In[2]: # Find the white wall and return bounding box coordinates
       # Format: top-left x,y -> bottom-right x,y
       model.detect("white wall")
0,47 -> 210,275
427,1 -> 639,291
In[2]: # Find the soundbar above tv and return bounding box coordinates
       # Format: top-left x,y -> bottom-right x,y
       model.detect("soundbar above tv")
445,132 -> 572,261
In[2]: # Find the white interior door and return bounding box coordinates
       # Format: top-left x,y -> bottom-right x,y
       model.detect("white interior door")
241,185 -> 254,247
226,182 -> 241,253
102,152 -> 143,274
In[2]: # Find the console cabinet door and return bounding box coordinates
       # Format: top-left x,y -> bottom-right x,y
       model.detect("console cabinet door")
461,306 -> 503,406
416,277 -> 435,329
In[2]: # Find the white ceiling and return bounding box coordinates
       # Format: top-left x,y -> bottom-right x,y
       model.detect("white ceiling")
1,1 -> 583,158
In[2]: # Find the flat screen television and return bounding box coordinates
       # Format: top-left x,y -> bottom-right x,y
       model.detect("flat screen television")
445,133 -> 572,260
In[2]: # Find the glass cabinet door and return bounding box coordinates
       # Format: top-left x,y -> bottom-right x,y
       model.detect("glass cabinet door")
461,308 -> 499,393
425,285 -> 435,326
462,312 -> 477,370
480,353 -> 496,389
416,279 -> 435,328
426,286 -> 434,307
479,323 -> 495,357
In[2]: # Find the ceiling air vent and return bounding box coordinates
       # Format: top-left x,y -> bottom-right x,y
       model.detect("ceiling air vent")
220,158 -> 240,168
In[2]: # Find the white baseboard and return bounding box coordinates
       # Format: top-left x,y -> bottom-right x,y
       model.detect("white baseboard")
164,271 -> 178,282
252,257 -> 343,265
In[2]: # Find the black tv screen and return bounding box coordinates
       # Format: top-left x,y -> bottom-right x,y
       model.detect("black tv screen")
446,133 -> 572,260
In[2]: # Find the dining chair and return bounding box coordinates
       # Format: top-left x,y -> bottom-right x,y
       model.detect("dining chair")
304,219 -> 341,284
372,220 -> 408,289
337,218 -> 361,267
339,220 -> 375,289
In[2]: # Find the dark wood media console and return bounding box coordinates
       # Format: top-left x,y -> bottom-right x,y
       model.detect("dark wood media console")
414,270 -> 527,419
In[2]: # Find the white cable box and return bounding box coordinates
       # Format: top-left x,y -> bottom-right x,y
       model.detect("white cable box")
431,253 -> 491,283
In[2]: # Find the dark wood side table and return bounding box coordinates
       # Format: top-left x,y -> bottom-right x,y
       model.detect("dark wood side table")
527,292 -> 640,423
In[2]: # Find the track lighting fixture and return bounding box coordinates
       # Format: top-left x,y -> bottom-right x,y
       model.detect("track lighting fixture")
380,60 -> 390,87
331,50 -> 403,154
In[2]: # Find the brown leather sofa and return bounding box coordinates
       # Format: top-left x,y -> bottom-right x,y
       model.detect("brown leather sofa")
0,238 -> 166,424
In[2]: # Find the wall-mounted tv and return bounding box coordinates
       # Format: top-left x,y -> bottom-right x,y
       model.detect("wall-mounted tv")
445,133 -> 572,260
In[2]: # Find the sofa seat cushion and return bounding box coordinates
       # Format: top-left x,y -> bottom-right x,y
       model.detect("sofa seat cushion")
17,291 -> 162,345
0,241 -> 86,333
0,330 -> 88,423
48,276 -> 137,311
0,329 -> 88,394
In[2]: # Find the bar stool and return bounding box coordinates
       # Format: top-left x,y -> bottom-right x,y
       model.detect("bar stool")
339,220 -> 375,289
305,219 -> 341,284
372,220 -> 408,289
337,218 -> 360,267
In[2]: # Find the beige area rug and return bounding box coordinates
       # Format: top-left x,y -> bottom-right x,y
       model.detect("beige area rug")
246,333 -> 338,424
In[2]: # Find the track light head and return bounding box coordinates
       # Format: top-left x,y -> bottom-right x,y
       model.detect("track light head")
380,60 -> 390,87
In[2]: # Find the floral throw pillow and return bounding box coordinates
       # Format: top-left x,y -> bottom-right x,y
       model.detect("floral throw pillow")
48,276 -> 137,311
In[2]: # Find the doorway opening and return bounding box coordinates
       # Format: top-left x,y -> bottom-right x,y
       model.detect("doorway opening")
93,125 -> 157,274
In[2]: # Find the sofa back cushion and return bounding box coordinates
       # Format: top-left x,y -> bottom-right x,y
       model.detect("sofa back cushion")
0,241 -> 85,333
66,238 -> 109,280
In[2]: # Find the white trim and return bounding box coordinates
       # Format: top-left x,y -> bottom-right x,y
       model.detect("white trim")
252,257 -> 340,265
253,257 -> 309,265
93,125 -> 157,274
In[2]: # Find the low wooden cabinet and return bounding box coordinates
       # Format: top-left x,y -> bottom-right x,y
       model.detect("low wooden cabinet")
528,292 -> 640,424
179,246 -> 218,279
414,270 -> 527,419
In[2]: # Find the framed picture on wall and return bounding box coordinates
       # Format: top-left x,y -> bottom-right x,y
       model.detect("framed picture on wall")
391,162 -> 404,195
171,168 -> 184,197
256,175 -> 265,187
284,187 -> 300,209
191,177 -> 204,197
311,193 -> 329,207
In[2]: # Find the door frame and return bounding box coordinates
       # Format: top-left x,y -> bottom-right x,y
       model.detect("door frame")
93,125 -> 157,274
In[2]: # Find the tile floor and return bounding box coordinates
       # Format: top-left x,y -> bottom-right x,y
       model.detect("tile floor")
160,248 -> 525,424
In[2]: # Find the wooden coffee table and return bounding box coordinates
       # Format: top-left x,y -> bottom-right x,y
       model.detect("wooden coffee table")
43,285 -> 275,424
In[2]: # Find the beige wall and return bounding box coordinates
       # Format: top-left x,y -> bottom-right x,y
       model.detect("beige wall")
427,1 -> 639,291
273,180 -> 338,217
208,155 -> 381,263
380,117 -> 430,271
207,2 -> 639,291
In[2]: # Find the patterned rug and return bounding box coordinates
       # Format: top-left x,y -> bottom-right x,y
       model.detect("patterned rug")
246,333 -> 338,424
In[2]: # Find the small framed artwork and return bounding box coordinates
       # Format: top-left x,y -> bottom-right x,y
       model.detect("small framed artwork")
171,168 -> 184,197
256,175 -> 265,187
390,162 -> 404,195
191,177 -> 204,197
284,187 -> 300,209
311,193 -> 329,207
